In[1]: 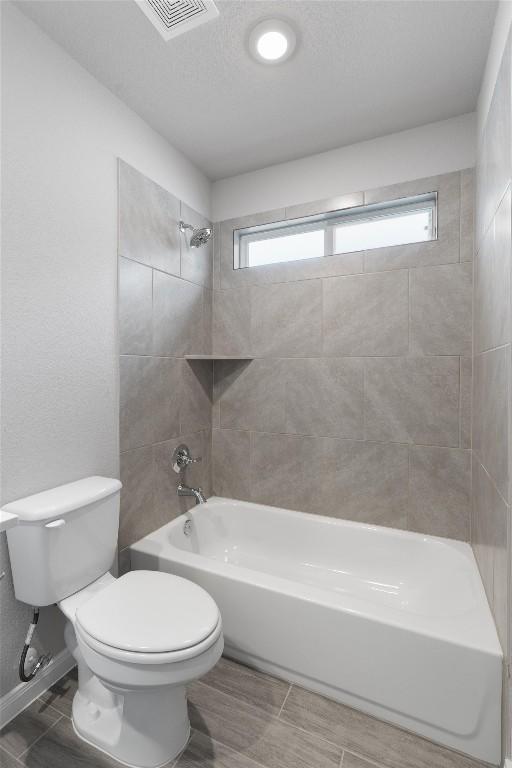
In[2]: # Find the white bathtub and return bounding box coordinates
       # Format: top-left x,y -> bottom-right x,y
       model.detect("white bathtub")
130,497 -> 502,764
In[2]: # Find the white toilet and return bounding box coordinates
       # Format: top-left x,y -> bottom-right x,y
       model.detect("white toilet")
4,476 -> 223,768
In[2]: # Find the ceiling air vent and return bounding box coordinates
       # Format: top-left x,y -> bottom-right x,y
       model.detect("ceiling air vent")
135,0 -> 219,41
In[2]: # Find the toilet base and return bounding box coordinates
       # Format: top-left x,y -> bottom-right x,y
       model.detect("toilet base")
72,718 -> 191,768
72,683 -> 191,768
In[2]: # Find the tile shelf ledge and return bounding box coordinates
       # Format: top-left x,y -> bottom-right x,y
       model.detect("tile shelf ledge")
185,354 -> 253,360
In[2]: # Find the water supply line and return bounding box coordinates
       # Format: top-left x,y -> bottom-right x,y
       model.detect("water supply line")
19,607 -> 52,683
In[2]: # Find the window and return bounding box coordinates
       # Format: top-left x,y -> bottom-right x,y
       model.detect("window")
234,193 -> 437,269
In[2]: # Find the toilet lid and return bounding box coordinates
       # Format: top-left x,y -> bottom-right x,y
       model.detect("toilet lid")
75,570 -> 220,654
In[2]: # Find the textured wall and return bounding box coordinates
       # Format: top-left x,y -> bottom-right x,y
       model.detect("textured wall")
118,162 -> 213,570
0,4 -> 210,699
211,171 -> 474,540
472,33 -> 512,761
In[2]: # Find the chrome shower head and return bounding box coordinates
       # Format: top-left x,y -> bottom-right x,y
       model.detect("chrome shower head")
190,227 -> 212,247
179,220 -> 212,248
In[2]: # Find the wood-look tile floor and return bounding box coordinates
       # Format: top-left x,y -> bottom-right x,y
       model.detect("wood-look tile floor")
0,658 -> 490,768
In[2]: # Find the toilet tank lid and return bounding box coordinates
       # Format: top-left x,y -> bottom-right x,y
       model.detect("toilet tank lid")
1,476 -> 122,522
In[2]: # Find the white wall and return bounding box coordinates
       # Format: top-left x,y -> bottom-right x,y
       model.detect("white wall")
211,113 -> 476,221
0,1 -> 211,697
477,0 -> 512,136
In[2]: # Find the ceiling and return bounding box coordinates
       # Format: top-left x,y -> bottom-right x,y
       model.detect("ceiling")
17,0 -> 497,181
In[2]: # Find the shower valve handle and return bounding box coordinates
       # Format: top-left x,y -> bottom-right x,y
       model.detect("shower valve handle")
172,444 -> 202,473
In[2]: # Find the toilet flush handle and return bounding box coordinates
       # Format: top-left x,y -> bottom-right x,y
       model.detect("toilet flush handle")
45,519 -> 66,528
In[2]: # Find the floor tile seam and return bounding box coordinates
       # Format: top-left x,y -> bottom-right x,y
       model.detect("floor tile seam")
193,680 -> 344,753
275,710 -> 346,753
338,741 -> 484,768
276,684 -> 292,718
0,694 -> 62,752
194,679 -> 292,721
275,703 -> 465,768
39,697 -> 73,720
171,728 -> 247,768
0,744 -> 23,765
342,747 -> 390,768
15,696 -> 64,727
15,713 -> 65,761
187,728 -> 277,768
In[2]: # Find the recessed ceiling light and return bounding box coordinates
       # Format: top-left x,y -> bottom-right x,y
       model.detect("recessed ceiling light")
248,19 -> 297,64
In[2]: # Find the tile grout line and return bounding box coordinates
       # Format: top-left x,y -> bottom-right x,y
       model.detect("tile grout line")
362,358 -> 367,441
459,355 -> 462,449
474,455 -> 510,509
407,265 -> 411,357
342,748 -> 389,768
188,728 -> 274,768
248,429 -> 254,501
120,352 -> 487,360
211,426 -> 468,451
459,170 -> 462,264
15,713 -> 65,762
194,661 -> 489,767
120,426 -> 209,455
194,680 -> 344,752
120,253 -> 211,291
196,716 -> 345,766
277,684 -> 292,718
218,256 -> 466,290
0,745 -> 23,766
475,341 -> 511,356
469,192 -> 475,547
406,441 -> 411,532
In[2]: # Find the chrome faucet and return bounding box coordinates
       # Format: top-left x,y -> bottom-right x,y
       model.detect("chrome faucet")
177,483 -> 206,505
172,444 -> 206,506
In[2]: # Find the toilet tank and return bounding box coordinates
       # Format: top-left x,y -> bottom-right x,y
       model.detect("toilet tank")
4,477 -> 121,606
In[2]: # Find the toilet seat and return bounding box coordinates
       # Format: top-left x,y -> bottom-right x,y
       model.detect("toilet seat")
75,570 -> 220,663
75,617 -> 222,665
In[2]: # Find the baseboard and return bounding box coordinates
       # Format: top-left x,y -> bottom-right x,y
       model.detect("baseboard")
504,759 -> 512,768
0,649 -> 74,729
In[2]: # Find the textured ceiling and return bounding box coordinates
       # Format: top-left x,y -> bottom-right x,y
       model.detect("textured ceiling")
17,0 -> 496,180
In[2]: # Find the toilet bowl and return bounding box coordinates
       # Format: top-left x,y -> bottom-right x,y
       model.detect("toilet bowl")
60,569 -> 223,768
3,476 -> 223,768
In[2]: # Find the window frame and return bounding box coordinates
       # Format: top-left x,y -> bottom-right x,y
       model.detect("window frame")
233,192 -> 438,270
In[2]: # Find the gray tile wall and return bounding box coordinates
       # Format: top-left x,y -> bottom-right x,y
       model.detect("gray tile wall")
118,161 -> 213,563
212,170 -> 474,540
473,35 -> 512,761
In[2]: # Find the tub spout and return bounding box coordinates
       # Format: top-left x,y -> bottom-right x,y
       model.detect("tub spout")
177,484 -> 206,505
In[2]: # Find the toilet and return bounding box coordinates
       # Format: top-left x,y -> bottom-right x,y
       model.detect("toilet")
4,476 -> 223,768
